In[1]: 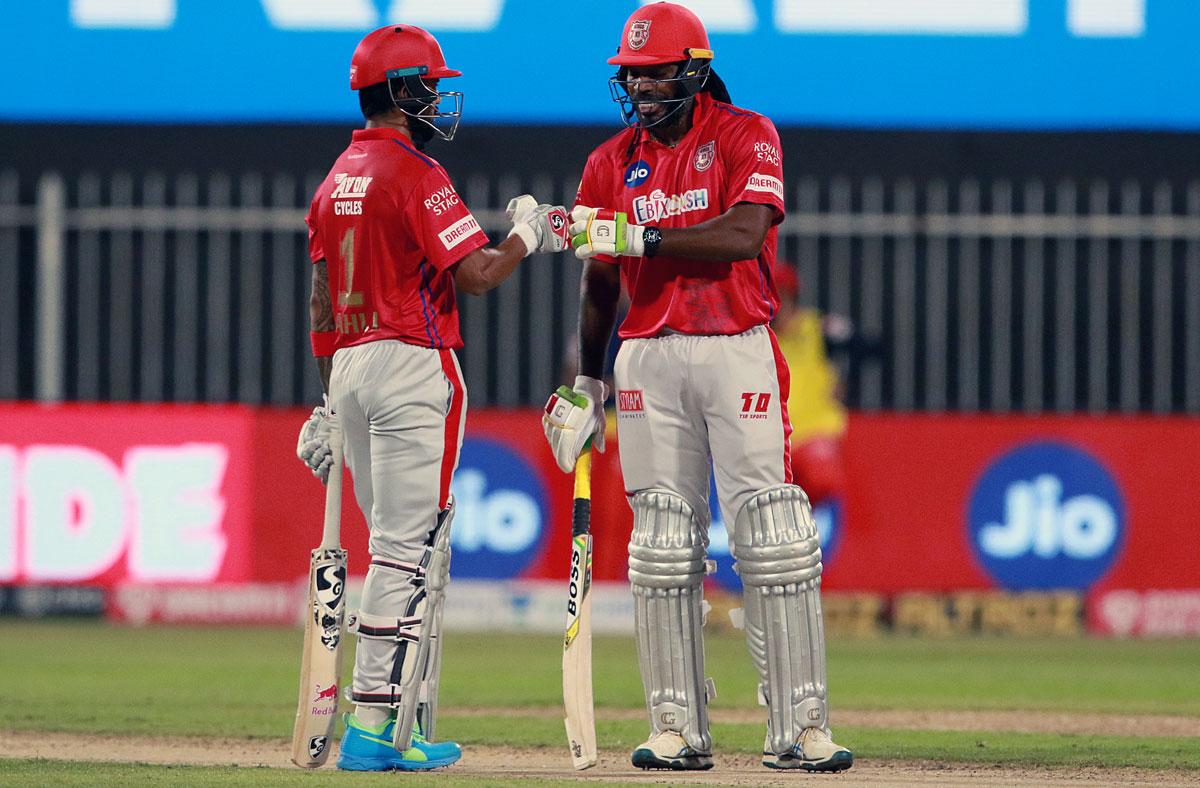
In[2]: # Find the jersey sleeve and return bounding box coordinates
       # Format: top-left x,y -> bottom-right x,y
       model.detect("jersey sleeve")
305,192 -> 325,263
724,114 -> 786,225
574,152 -> 617,266
406,165 -> 489,272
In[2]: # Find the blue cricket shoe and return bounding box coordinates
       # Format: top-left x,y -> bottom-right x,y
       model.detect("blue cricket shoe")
336,712 -> 462,771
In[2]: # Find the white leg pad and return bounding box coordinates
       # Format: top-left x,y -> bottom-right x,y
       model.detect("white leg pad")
349,560 -> 426,709
393,499 -> 454,750
628,489 -> 712,755
733,484 -> 827,756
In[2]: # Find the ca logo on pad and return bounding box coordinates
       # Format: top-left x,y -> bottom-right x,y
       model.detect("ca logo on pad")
968,442 -> 1124,591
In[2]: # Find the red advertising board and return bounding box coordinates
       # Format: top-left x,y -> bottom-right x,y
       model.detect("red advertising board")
3,405 -> 1198,601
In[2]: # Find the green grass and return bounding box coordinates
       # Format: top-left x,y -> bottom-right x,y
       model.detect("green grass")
2,621 -> 1199,774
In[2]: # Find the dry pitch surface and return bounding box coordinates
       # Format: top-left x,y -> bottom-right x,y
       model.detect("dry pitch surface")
10,707 -> 1200,787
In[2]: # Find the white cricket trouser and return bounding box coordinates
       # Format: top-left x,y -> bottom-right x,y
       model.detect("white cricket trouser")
328,339 -> 466,705
614,324 -> 793,530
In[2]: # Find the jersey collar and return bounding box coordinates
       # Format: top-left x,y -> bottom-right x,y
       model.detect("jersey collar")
352,126 -> 416,144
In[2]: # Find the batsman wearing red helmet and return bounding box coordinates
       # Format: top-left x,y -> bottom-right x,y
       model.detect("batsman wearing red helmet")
296,24 -> 569,771
543,2 -> 853,773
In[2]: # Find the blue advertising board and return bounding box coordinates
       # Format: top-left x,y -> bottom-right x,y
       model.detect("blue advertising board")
1,2 -> 1196,129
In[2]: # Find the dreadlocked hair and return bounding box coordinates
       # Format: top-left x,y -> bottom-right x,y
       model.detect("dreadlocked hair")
700,69 -> 731,103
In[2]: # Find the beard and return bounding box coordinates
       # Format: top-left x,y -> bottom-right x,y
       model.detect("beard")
409,118 -> 436,151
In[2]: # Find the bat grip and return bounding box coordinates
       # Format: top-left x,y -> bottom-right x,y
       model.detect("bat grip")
320,420 -> 344,550
572,448 -> 592,537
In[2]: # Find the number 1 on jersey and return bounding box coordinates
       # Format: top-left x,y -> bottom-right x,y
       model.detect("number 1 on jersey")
339,228 -> 363,307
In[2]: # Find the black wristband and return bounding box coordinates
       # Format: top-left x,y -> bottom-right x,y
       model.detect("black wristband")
642,226 -> 663,258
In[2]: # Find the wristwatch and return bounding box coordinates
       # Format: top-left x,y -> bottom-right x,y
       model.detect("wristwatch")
642,226 -> 663,258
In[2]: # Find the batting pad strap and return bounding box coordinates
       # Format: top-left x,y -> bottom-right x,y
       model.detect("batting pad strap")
348,610 -> 422,643
310,330 -> 337,358
350,688 -> 404,707
370,557 -> 426,580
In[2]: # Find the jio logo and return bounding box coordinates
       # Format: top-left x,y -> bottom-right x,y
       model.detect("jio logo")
449,438 -> 547,579
968,442 -> 1124,591
624,159 -> 651,188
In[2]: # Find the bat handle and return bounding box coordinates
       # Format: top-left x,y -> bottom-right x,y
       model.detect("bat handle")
320,419 -> 344,551
572,448 -> 592,538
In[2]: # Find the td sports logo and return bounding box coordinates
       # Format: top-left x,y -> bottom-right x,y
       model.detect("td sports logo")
968,442 -> 1124,591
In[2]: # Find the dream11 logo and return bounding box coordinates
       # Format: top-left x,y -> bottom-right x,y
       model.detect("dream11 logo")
968,441 -> 1124,591
448,438 -> 548,579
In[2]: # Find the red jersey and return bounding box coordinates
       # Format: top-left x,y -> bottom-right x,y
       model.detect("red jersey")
576,93 -> 786,339
306,127 -> 488,351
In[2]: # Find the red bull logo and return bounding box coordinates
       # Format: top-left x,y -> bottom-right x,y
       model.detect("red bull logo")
313,683 -> 338,703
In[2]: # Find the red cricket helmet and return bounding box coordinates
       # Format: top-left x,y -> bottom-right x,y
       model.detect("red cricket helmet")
350,25 -> 461,91
608,2 -> 714,67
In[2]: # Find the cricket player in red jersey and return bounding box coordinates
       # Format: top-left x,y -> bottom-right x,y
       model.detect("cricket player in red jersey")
295,24 -> 568,772
543,2 -> 852,773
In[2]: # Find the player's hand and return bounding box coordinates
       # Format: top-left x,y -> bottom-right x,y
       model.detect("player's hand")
543,376 -> 608,473
296,398 -> 335,485
569,205 -> 645,259
506,194 -> 570,256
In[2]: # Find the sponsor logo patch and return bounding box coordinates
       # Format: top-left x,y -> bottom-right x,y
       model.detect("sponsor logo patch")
739,392 -> 772,420
632,188 -> 709,224
423,184 -> 462,216
330,173 -> 372,199
439,215 -> 482,250
624,159 -> 652,188
694,141 -> 715,172
617,390 -> 644,413
628,19 -> 651,50
745,173 -> 784,200
754,141 -> 781,166
309,736 -> 328,759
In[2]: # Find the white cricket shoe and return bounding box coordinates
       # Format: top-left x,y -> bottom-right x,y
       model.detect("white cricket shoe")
631,731 -> 714,771
762,727 -> 854,771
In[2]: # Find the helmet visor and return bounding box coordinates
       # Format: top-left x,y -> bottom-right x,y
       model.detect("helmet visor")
386,68 -> 463,141
608,59 -> 710,129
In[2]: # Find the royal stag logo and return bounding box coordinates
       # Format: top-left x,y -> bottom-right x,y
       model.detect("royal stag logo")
628,19 -> 651,50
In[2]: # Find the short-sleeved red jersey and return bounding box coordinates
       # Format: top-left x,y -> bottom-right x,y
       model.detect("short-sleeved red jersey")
576,93 -> 786,339
306,127 -> 488,351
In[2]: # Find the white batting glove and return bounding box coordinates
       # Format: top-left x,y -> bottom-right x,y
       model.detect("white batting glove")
569,205 -> 645,260
543,376 -> 608,473
296,397 -> 335,484
506,194 -> 571,256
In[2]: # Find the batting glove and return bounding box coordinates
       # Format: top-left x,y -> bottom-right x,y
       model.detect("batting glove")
296,397 -> 335,484
543,376 -> 608,473
569,205 -> 645,259
506,194 -> 571,256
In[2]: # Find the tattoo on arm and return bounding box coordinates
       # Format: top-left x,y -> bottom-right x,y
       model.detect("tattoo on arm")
310,260 -> 333,394
310,260 -> 333,331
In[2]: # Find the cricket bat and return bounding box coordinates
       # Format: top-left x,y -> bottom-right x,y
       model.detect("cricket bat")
290,423 -> 348,768
563,446 -> 598,770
